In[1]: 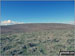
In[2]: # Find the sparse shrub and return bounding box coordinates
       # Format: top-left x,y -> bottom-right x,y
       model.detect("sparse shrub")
11,50 -> 18,55
52,38 -> 59,42
40,49 -> 46,54
67,39 -> 74,44
67,45 -> 74,51
53,44 -> 66,50
17,41 -> 23,44
28,43 -> 38,47
18,51 -> 24,54
3,46 -> 12,51
67,34 -> 73,37
32,47 -> 37,52
13,35 -> 17,37
22,45 -> 27,49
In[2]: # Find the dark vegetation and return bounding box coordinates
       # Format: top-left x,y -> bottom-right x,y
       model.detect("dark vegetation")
0,23 -> 75,56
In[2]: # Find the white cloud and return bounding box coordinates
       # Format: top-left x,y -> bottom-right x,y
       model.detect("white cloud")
0,20 -> 24,25
0,20 -> 75,26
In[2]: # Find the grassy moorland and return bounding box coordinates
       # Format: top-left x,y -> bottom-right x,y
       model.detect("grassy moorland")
0,23 -> 75,56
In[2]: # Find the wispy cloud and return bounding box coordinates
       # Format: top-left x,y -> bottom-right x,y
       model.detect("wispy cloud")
0,20 -> 74,26
1,20 -> 24,25
61,21 -> 74,25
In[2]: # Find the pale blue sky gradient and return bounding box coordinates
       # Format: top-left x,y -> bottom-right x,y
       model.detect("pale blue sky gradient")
1,1 -> 74,23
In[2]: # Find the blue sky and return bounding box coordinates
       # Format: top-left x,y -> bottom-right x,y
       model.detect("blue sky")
1,1 -> 74,24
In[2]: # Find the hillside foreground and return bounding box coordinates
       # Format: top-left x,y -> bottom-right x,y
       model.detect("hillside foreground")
0,23 -> 75,56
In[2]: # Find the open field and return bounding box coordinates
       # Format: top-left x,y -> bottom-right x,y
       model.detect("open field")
0,23 -> 75,56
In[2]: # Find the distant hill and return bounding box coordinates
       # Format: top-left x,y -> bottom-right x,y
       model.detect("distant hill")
1,23 -> 75,34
